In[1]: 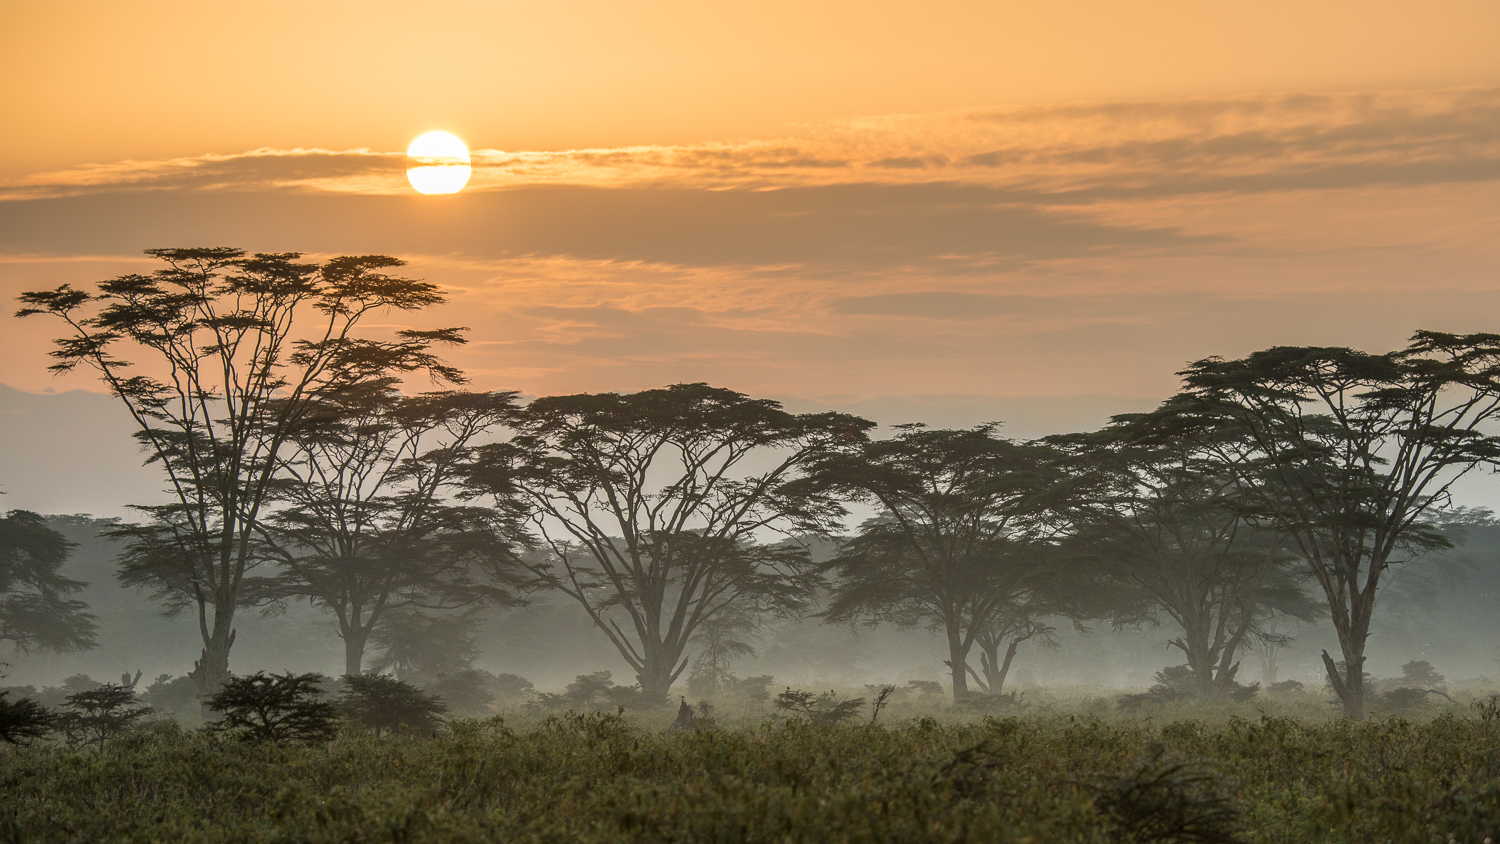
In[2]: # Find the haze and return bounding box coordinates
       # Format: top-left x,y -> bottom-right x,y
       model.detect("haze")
2,1 -> 1499,694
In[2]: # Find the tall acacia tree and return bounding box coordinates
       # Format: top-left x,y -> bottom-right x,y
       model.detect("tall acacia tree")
802,425 -> 1062,699
463,383 -> 872,700
0,510 -> 98,654
1048,417 -> 1318,698
16,248 -> 463,698
255,385 -> 530,677
1168,331 -> 1500,718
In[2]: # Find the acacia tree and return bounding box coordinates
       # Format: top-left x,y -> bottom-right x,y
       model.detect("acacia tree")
463,383 -> 872,700
255,385 -> 529,676
0,510 -> 98,653
1169,332 -> 1500,718
16,248 -> 463,699
1048,417 -> 1319,698
802,425 -> 1062,699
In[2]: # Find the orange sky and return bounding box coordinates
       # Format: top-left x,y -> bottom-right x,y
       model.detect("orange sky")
2,1 -> 1499,432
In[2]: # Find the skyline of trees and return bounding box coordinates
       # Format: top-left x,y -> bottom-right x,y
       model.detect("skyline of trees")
12,249 -> 1500,719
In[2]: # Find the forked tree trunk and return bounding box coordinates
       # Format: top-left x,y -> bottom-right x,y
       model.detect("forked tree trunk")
977,636 -> 1022,696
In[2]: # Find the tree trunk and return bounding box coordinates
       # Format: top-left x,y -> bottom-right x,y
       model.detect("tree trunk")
343,625 -> 372,678
190,607 -> 236,715
946,626 -> 971,699
979,637 -> 1021,696
635,652 -> 684,704
1323,645 -> 1367,720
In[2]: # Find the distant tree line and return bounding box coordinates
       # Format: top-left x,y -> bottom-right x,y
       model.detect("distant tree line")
13,247 -> 1500,720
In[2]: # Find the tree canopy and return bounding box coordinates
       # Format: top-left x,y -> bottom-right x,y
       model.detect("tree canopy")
18,247 -> 465,699
463,383 -> 873,700
0,510 -> 98,654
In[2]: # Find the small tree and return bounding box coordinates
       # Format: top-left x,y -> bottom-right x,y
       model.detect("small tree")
0,510 -> 98,653
337,673 -> 447,736
58,683 -> 152,750
686,605 -> 759,697
772,688 -> 865,725
206,671 -> 338,743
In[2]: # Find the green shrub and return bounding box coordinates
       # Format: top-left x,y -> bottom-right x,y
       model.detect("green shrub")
55,682 -> 151,750
338,673 -> 447,736
206,671 -> 338,744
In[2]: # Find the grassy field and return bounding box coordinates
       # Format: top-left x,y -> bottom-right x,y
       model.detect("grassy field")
6,697 -> 1500,844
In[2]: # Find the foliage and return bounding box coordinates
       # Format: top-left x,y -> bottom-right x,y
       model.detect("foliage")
337,673 -> 447,736
18,247 -> 465,700
1079,745 -> 1244,844
8,712 -> 1500,841
686,604 -> 760,697
139,673 -> 201,719
1170,332 -> 1500,718
423,669 -> 497,716
772,687 -> 866,725
256,384 -> 529,677
1119,667 -> 1259,713
56,682 -> 152,750
0,689 -> 54,745
806,424 -> 1068,698
530,671 -> 643,712
368,607 -> 482,682
1400,660 -> 1445,688
206,671 -> 338,744
0,509 -> 98,653
1049,416 -> 1321,699
463,383 -> 873,699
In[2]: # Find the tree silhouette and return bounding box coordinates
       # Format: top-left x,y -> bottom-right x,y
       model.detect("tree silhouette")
803,425 -> 1065,698
337,673 -> 447,736
255,384 -> 530,676
464,384 -> 871,700
17,248 -> 464,701
1169,331 -> 1500,718
1049,416 -> 1320,698
0,510 -> 98,653
57,682 -> 151,751
206,671 -> 339,743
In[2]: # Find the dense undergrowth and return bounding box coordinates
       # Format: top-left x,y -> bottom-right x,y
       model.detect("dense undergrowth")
6,705 -> 1500,843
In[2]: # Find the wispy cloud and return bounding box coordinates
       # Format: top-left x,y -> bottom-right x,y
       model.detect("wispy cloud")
5,88 -> 1496,201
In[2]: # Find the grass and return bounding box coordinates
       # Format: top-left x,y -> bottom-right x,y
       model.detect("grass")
5,698 -> 1500,843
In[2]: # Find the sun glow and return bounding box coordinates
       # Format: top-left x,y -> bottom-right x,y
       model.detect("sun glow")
406,131 -> 471,195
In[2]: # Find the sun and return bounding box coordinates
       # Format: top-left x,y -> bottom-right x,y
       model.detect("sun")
406,131 -> 472,195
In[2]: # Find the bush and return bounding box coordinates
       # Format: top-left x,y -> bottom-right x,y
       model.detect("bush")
139,674 -> 199,719
425,669 -> 495,716
1082,745 -> 1244,844
206,672 -> 338,744
56,683 -> 152,750
772,687 -> 865,725
531,672 -> 643,712
339,674 -> 447,736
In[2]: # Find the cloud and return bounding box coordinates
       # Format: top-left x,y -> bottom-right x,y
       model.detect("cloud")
4,87 -> 1496,201
0,182 -> 1211,271
827,292 -> 1065,320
